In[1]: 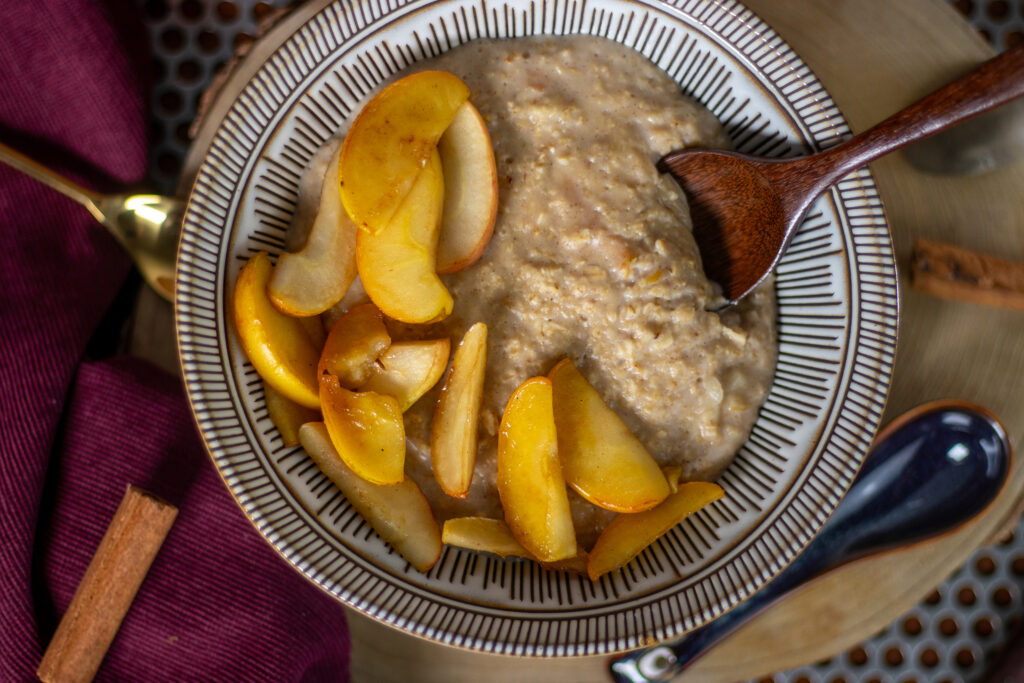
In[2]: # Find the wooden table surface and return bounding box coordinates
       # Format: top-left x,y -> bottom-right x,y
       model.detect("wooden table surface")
132,0 -> 1024,679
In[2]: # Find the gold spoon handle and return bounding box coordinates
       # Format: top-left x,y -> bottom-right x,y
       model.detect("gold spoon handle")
0,140 -> 104,222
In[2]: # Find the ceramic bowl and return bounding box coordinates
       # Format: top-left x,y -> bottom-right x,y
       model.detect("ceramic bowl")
175,0 -> 899,656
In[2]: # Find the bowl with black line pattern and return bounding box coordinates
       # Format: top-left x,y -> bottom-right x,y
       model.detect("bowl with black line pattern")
175,0 -> 898,656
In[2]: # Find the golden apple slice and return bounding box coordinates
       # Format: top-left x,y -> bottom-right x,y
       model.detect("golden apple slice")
263,380 -> 320,447
442,517 -> 531,559
430,323 -> 487,498
340,70 -> 470,233
360,339 -> 450,411
543,547 -> 589,575
298,315 -> 327,351
587,482 -> 724,580
662,466 -> 683,494
299,422 -> 441,572
320,302 -> 391,388
441,517 -> 587,573
232,251 -> 320,409
436,101 -> 498,274
321,276 -> 371,332
269,141 -> 358,316
335,276 -> 371,314
281,141 -> 335,252
548,359 -> 670,513
319,373 -> 405,485
497,376 -> 577,563
356,150 -> 453,324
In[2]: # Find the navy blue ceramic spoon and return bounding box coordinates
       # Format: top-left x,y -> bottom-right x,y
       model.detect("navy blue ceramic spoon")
611,401 -> 1011,683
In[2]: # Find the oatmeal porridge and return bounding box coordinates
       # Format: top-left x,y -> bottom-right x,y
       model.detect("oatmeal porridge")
391,35 -> 777,544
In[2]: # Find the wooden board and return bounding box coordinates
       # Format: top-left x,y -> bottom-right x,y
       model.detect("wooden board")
164,0 -> 1024,679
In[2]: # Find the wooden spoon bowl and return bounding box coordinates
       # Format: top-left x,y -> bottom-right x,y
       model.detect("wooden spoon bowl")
661,43 -> 1024,305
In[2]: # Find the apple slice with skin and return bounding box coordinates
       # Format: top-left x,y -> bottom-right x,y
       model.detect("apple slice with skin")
662,466 -> 683,494
298,314 -> 327,351
319,302 -> 391,388
269,141 -> 358,316
360,339 -> 450,412
430,323 -> 487,498
436,101 -> 498,274
340,70 -> 470,234
442,517 -> 531,559
587,482 -> 724,580
321,276 -> 371,333
442,516 -> 588,574
497,376 -> 577,563
263,380 -> 320,447
299,422 -> 441,572
548,359 -> 670,513
319,373 -> 405,485
281,138 -> 338,252
544,548 -> 589,575
356,149 -> 453,324
232,251 -> 320,409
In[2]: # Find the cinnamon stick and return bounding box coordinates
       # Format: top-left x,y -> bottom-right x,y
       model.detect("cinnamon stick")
911,238 -> 1024,311
37,485 -> 178,683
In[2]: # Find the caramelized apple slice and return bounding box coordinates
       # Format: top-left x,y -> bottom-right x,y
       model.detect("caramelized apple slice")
319,373 -> 404,485
299,422 -> 441,572
441,517 -> 587,573
298,314 -> 327,351
430,323 -> 487,498
360,339 -> 450,411
548,359 -> 669,512
437,101 -> 498,274
587,482 -> 724,580
263,380 -> 320,447
269,141 -> 358,316
356,150 -> 453,324
232,251 -> 320,409
543,548 -> 589,575
340,70 -> 470,233
319,302 -> 391,388
441,517 -> 530,559
334,275 -> 371,313
497,377 -> 577,563
282,141 -> 335,252
322,276 -> 371,332
662,466 -> 683,494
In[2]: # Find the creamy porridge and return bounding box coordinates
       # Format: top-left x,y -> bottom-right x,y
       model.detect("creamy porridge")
388,35 -> 777,545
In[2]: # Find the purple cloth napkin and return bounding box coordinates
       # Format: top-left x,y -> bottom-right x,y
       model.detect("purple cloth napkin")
0,1 -> 350,680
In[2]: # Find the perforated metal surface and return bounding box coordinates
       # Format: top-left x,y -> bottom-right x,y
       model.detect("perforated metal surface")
761,535 -> 1023,682
139,0 -> 1024,679
140,0 -> 291,194
951,0 -> 1024,50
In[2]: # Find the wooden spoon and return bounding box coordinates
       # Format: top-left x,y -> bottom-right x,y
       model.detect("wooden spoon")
659,43 -> 1024,305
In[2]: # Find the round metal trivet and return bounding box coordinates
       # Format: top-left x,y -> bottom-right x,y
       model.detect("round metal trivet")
137,0 -> 1024,679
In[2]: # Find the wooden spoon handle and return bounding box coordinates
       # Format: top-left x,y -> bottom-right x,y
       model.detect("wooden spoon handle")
811,44 -> 1024,186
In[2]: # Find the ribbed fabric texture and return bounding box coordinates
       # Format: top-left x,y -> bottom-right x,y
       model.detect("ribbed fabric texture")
0,1 -> 350,680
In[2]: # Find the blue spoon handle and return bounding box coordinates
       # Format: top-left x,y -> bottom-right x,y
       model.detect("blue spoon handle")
610,401 -> 1010,682
610,545 -> 831,682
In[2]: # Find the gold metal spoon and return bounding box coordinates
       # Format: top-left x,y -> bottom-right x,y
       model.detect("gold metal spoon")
0,140 -> 182,301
